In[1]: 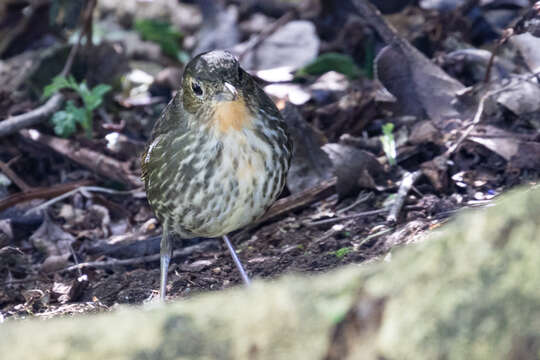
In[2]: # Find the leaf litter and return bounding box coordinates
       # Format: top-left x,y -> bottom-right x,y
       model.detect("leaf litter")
0,0 -> 539,319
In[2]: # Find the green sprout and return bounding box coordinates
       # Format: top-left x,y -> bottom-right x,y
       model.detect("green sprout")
380,123 -> 397,166
43,75 -> 111,138
134,19 -> 189,63
333,247 -> 352,259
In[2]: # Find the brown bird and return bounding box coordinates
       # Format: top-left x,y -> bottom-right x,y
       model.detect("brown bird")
142,50 -> 292,300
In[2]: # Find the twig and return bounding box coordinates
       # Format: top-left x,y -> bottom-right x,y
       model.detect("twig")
445,70 -> 540,157
337,192 -> 372,214
59,240 -> 218,273
420,71 -> 540,191
0,180 -> 93,213
0,160 -> 31,191
254,177 -> 337,226
24,185 -> 137,215
19,129 -> 142,188
3,276 -> 43,286
0,0 -> 48,56
350,0 -> 398,44
0,0 -> 95,138
386,170 -> 422,224
306,208 -> 388,227
0,94 -> 64,138
69,245 -> 83,277
484,0 -> 540,83
61,0 -> 96,77
483,31 -> 512,83
238,10 -> 295,61
357,227 -> 393,247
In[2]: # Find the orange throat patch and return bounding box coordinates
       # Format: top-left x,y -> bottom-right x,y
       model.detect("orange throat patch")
212,97 -> 252,133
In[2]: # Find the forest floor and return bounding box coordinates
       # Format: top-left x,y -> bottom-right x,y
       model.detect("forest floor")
1,0 -> 539,320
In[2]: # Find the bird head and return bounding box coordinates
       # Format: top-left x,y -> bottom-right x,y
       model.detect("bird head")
181,50 -> 247,114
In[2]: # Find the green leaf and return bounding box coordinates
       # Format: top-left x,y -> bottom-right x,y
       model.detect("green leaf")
134,19 -> 183,59
66,101 -> 88,126
50,101 -> 87,137
43,76 -> 69,98
296,53 -> 362,79
382,123 -> 394,136
380,123 -> 397,166
46,77 -> 109,138
84,84 -> 112,111
333,247 -> 352,259
43,75 -> 79,98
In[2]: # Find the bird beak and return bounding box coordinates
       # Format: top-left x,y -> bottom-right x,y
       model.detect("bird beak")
214,82 -> 238,102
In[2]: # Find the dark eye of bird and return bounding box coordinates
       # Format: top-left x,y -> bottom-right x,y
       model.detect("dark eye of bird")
191,81 -> 203,96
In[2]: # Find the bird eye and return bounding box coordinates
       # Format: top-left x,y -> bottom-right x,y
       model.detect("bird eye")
191,81 -> 203,96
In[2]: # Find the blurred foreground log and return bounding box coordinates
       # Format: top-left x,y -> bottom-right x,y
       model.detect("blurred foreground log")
2,186 -> 540,359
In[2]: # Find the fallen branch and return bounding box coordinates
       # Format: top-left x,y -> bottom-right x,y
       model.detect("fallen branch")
255,177 -> 337,225
20,129 -> 142,188
238,10 -> 296,61
0,0 -> 48,56
24,186 -> 136,216
60,240 -> 218,273
0,0 -> 93,138
445,70 -> 540,157
0,94 -> 64,138
306,208 -> 388,227
0,160 -> 31,191
0,180 -> 93,213
350,0 -> 398,44
386,170 -> 422,224
422,70 -> 540,191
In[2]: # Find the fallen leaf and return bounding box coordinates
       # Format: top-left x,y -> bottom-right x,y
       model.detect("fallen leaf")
469,137 -> 540,170
322,143 -> 386,198
264,83 -> 311,105
30,216 -> 75,258
375,40 -> 464,124
510,33 -> 540,73
282,103 -> 334,193
236,20 -> 320,71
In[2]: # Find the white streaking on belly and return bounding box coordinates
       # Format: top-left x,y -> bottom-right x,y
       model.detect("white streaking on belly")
206,127 -> 274,235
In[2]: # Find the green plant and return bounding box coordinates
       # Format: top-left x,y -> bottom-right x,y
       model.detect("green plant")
43,76 -> 111,138
333,247 -> 352,259
134,19 -> 189,63
380,123 -> 397,166
296,52 -> 362,79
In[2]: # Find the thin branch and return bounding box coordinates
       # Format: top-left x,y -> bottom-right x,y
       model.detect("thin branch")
59,240 -> 218,273
19,129 -> 142,188
387,170 -> 422,224
337,192 -> 373,215
0,160 -> 31,191
254,177 -> 337,225
306,208 -> 388,227
445,70 -> 540,156
238,10 -> 295,62
357,227 -> 393,247
0,0 -> 49,56
0,94 -> 64,137
24,185 -> 137,216
0,180 -> 93,213
0,0 -> 96,138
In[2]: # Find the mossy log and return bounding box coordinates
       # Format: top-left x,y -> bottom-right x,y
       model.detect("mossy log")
2,186 -> 540,359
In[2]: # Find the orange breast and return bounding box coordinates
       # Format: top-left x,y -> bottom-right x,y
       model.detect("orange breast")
212,97 -> 252,133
